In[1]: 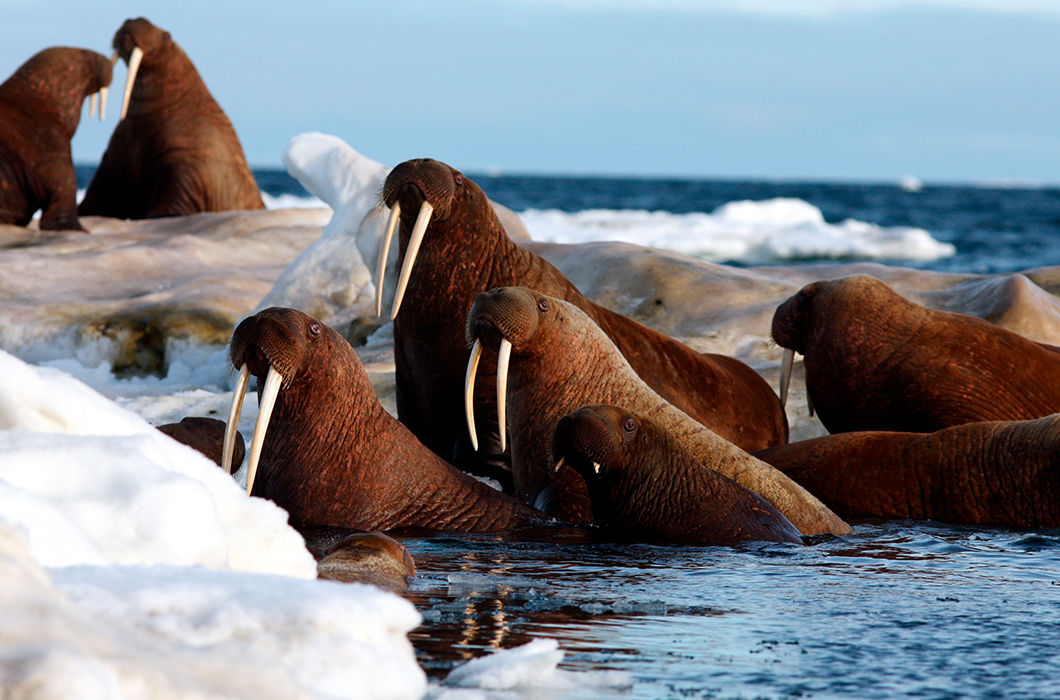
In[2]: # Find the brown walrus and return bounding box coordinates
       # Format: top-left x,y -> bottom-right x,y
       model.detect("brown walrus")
755,414 -> 1060,528
222,306 -> 556,535
315,531 -> 416,592
157,416 -> 243,468
79,17 -> 264,219
378,158 -> 787,480
772,275 -> 1060,434
0,47 -> 111,230
553,405 -> 803,545
463,286 -> 849,535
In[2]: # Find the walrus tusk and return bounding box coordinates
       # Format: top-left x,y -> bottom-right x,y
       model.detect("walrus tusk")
496,338 -> 512,454
375,201 -> 401,317
389,200 -> 434,320
245,366 -> 284,496
222,364 -> 250,475
464,339 -> 482,451
593,461 -> 602,474
119,46 -> 143,120
552,456 -> 566,475
89,92 -> 97,117
98,86 -> 108,121
779,348 -> 795,409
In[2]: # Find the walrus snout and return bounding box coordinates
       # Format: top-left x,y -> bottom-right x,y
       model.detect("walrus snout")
553,406 -> 626,478
466,287 -> 541,349
383,159 -> 457,215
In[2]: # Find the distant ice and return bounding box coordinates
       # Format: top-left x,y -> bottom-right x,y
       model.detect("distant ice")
521,197 -> 955,263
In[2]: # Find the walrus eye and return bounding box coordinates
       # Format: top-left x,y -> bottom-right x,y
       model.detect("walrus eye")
453,172 -> 464,186
537,299 -> 550,313
308,322 -> 322,337
621,416 -> 636,432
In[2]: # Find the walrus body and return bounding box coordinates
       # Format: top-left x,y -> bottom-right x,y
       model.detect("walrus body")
755,414 -> 1060,528
79,17 -> 263,219
381,159 -> 786,479
554,405 -> 803,545
772,275 -> 1060,434
464,286 -> 849,536
0,47 -> 111,230
157,416 -> 243,468
224,307 -> 553,535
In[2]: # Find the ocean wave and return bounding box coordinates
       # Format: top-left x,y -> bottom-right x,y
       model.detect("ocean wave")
520,197 -> 956,264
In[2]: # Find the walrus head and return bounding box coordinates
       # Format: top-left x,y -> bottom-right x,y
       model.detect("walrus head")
551,404 -> 637,481
223,307 -> 355,495
12,47 -> 113,129
375,158 -> 493,319
111,17 -> 173,120
771,280 -> 819,409
463,287 -> 584,454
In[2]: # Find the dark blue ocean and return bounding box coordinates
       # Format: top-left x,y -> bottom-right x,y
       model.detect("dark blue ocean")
76,166 -> 1060,275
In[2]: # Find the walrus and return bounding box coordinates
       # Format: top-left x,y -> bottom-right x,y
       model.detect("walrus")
79,17 -> 264,219
772,275 -> 1060,434
378,158 -> 787,479
221,306 -> 556,535
755,414 -> 1060,528
553,405 -> 803,545
157,416 -> 243,468
463,286 -> 849,535
0,47 -> 111,230
315,531 -> 416,592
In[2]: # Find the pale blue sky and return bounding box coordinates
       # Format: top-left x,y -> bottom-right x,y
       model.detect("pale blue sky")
3,1 -> 1058,182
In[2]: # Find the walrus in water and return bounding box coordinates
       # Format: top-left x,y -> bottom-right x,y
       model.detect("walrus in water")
772,275 -> 1060,434
377,158 -> 787,480
79,17 -> 264,218
157,416 -> 243,468
553,405 -> 803,545
0,47 -> 111,230
463,286 -> 849,535
221,307 -> 555,535
315,531 -> 416,592
755,414 -> 1060,528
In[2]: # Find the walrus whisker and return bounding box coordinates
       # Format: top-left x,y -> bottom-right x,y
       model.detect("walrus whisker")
375,200 -> 401,317
497,338 -> 512,453
98,86 -> 108,121
245,365 -> 284,495
222,364 -> 250,475
779,348 -> 795,409
119,46 -> 143,120
89,92 -> 97,117
390,200 -> 433,320
464,340 -> 482,451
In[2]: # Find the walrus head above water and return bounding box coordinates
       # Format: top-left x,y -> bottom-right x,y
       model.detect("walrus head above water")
551,404 -> 803,545
110,17 -> 172,120
375,158 -> 496,318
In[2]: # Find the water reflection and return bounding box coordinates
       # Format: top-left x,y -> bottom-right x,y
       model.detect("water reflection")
401,522 -> 1060,696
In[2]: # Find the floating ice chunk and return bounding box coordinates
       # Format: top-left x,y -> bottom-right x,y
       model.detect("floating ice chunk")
437,638 -> 632,697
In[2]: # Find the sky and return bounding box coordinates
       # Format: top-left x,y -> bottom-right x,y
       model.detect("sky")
2,0 -> 1058,182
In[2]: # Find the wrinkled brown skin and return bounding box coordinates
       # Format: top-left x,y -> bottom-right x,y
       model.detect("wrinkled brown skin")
554,405 -> 803,545
466,287 -> 849,536
756,414 -> 1060,528
157,416 -> 243,468
0,47 -> 112,231
79,18 -> 264,219
383,159 -> 786,480
227,307 -> 556,536
316,532 -> 416,592
772,275 -> 1060,434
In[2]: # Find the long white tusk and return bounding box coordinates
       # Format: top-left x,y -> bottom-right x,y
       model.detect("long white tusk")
119,46 -> 143,120
464,340 -> 482,452
222,364 -> 250,475
89,92 -> 97,117
779,348 -> 795,409
552,456 -> 566,475
98,85 -> 108,121
389,200 -> 433,320
245,366 -> 284,496
496,338 -> 512,454
375,201 -> 400,317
